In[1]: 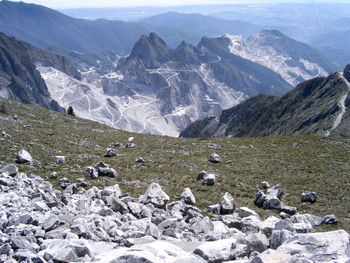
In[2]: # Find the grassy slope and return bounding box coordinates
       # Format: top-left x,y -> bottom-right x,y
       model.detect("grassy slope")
0,98 -> 349,232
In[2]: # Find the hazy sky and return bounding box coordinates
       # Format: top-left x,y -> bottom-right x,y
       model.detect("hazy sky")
9,0 -> 348,8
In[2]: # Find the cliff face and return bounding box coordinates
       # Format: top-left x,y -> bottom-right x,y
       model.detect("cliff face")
0,32 -> 64,111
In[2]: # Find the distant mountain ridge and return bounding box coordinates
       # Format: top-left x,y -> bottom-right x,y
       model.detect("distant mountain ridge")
140,12 -> 264,42
1,1 -> 249,57
180,65 -> 350,138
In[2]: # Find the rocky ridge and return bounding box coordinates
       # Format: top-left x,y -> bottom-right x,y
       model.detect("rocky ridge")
0,160 -> 349,263
180,64 -> 350,138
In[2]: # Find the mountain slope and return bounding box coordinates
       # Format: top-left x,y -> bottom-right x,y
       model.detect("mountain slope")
0,32 -> 65,111
1,97 -> 350,234
223,30 -> 336,86
180,65 -> 350,138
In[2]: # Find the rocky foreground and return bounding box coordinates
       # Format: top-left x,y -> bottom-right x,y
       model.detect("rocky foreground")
0,161 -> 349,263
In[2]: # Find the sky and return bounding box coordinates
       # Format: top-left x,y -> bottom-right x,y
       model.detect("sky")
9,0 -> 350,9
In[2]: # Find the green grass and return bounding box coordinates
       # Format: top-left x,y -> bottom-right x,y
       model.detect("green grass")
1,98 -> 349,233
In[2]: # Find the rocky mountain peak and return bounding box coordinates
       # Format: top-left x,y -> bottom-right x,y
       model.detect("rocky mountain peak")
128,33 -> 171,68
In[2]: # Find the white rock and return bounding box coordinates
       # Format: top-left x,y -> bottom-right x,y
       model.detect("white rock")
238,207 -> 259,218
219,192 -> 235,215
203,173 -> 216,186
250,249 -> 293,263
194,238 -> 248,262
246,232 -> 269,253
94,240 -> 205,263
53,156 -> 65,164
128,137 -> 135,143
180,188 -> 196,205
209,153 -> 221,163
140,182 -> 170,209
17,149 -> 33,163
106,148 -> 118,157
277,230 -> 350,262
0,164 -> 18,177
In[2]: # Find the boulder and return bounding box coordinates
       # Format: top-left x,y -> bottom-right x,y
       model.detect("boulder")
42,215 -> 60,232
219,192 -> 235,215
53,156 -> 65,164
94,161 -> 118,177
0,243 -> 11,255
106,148 -> 118,157
250,249 -> 294,263
191,217 -> 214,235
94,240 -> 205,263
39,239 -> 92,262
238,207 -> 259,218
109,197 -> 129,214
86,166 -> 98,179
128,137 -> 135,143
180,188 -> 196,205
254,189 -> 266,208
322,214 -> 338,225
0,164 -> 18,177
49,171 -> 58,179
290,213 -> 323,231
196,171 -> 207,181
135,157 -> 145,163
270,229 -> 294,249
277,230 -> 350,262
209,153 -> 221,163
34,201 -> 49,212
194,238 -> 248,262
279,204 -> 297,215
16,149 -> 33,163
203,173 -> 216,186
102,184 -> 122,199
10,236 -> 34,251
246,232 -> 269,253
301,191 -> 317,204
58,177 -> 70,188
140,182 -> 170,209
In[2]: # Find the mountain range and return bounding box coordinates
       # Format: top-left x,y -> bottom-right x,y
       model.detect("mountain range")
180,65 -> 350,138
0,0 -> 344,138
40,32 -> 294,136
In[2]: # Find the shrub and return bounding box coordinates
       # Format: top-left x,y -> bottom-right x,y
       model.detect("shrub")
67,106 -> 75,117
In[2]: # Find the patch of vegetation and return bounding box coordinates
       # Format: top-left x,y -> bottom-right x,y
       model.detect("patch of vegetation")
0,98 -> 349,233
